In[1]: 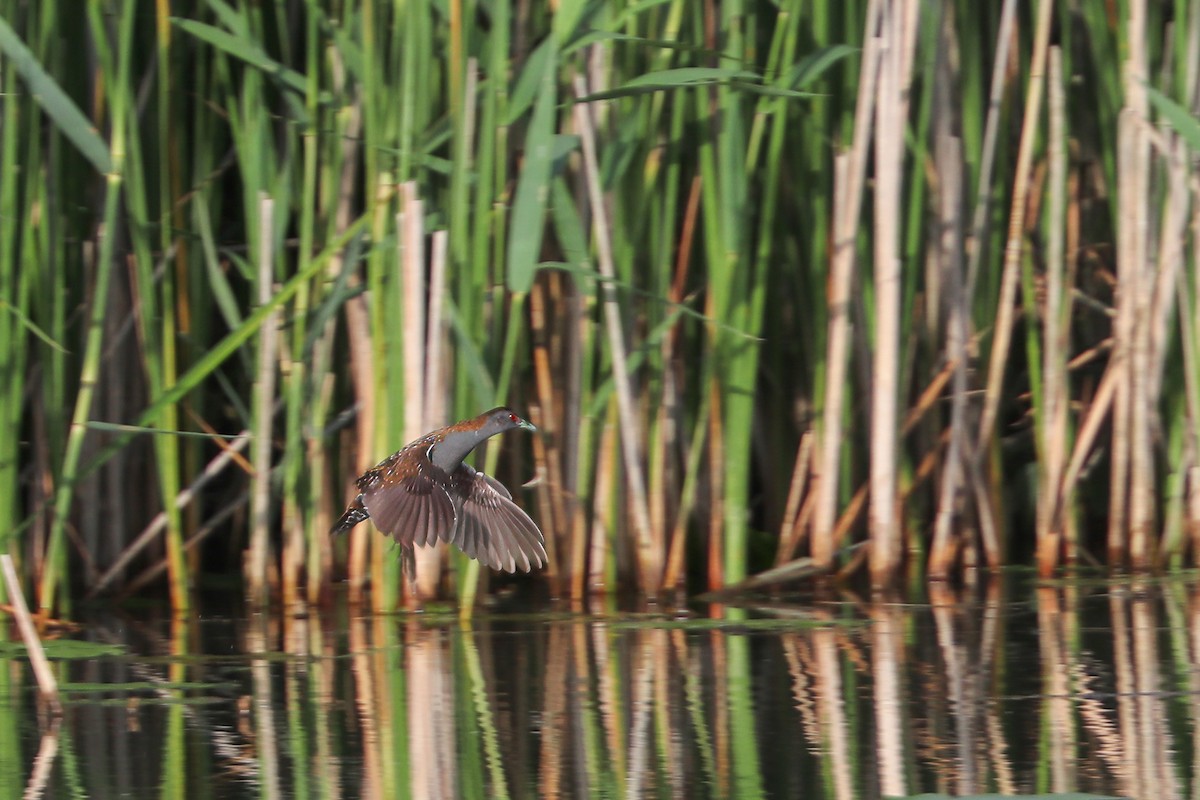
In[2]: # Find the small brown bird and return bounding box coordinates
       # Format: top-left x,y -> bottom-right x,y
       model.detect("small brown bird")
332,407 -> 547,575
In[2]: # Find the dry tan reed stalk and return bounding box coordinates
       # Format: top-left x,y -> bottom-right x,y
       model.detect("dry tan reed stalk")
1055,364 -> 1117,518
814,0 -> 882,567
706,381 -> 725,590
399,185 -> 427,444
1177,264 -> 1200,558
425,231 -> 448,429
309,373 -> 337,605
573,75 -> 659,596
931,130 -> 968,579
964,0 -> 1017,302
977,0 -> 1054,452
1037,48 -> 1068,576
868,0 -> 915,586
281,395 -> 304,608
661,178 -> 699,580
789,490 -> 818,556
1126,0 -> 1157,570
528,403 -> 560,588
775,430 -> 813,565
87,429 -> 252,596
529,281 -> 567,583
561,229 -> 592,596
1111,114 -> 1137,565
1145,138 -> 1188,403
1062,167 -> 1083,565
567,502 -> 587,600
901,357 -> 955,433
832,482 -> 868,550
1110,0 -> 1153,566
398,184 -> 442,601
588,414 -> 616,593
814,138 -> 852,564
117,494 -> 248,597
662,387 -> 710,592
565,275 -> 590,601
1,555 -> 60,714
649,394 -> 667,580
1146,135 -> 1190,560
247,195 -> 278,608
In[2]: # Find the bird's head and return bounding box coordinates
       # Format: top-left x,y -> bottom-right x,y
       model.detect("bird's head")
475,407 -> 536,435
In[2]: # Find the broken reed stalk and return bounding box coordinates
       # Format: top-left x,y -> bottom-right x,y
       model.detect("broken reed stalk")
1,555 -> 61,714
425,231 -> 448,432
399,183 -> 441,601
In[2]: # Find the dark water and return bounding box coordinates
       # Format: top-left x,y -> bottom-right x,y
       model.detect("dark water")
3,573 -> 1190,798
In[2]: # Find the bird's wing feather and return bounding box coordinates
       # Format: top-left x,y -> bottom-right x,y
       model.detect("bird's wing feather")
360,472 -> 457,549
449,467 -> 546,573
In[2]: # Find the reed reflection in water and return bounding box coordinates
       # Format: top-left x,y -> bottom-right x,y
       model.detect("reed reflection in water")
7,577 -> 1200,798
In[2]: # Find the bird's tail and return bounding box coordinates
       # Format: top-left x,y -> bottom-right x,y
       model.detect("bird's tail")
331,496 -> 369,535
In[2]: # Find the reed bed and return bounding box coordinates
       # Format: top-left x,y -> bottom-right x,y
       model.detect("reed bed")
1,0 -> 1199,610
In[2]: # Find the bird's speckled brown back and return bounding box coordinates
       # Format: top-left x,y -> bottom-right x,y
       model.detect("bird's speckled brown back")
332,408 -> 546,575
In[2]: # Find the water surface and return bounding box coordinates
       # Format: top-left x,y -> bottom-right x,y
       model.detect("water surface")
3,574 -> 1189,798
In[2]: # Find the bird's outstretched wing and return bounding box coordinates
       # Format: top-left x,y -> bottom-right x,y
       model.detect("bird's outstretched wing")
359,472 -> 458,549
450,467 -> 546,573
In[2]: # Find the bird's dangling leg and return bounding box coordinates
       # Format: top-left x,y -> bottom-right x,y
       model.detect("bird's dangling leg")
399,546 -> 418,597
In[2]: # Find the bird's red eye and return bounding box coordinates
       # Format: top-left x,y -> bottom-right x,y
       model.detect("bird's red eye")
509,413 -> 519,423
